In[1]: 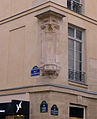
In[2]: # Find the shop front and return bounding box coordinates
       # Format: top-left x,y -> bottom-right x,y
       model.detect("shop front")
0,100 -> 29,119
69,105 -> 85,119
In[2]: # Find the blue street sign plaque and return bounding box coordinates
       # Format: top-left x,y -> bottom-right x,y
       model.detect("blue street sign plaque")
51,104 -> 58,116
31,66 -> 40,77
40,101 -> 48,113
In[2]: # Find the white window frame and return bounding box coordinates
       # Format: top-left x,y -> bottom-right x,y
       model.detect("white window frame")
70,104 -> 85,119
68,25 -> 84,81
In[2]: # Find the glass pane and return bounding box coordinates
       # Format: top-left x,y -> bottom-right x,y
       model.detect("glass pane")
76,51 -> 82,61
67,0 -> 72,9
69,49 -> 74,59
76,29 -> 82,40
76,61 -> 82,71
76,42 -> 82,52
68,27 -> 74,37
68,69 -> 74,80
70,106 -> 84,118
74,0 -> 80,3
68,39 -> 74,50
73,1 -> 82,14
68,58 -> 74,70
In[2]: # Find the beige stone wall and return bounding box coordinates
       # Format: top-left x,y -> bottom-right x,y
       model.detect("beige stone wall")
0,4 -> 97,92
0,0 -> 35,20
85,0 -> 97,20
30,91 -> 97,119
0,0 -> 11,20
0,13 -> 40,89
0,93 -> 30,103
0,1 -> 97,119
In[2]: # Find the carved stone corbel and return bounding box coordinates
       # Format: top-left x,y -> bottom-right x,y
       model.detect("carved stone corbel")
36,11 -> 65,78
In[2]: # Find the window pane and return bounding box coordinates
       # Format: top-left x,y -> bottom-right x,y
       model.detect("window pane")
67,0 -> 72,9
76,42 -> 82,52
76,61 -> 82,71
76,51 -> 82,61
68,27 -> 74,37
76,42 -> 82,61
70,106 -> 84,118
69,49 -> 74,59
68,69 -> 74,80
68,39 -> 74,50
74,0 -> 80,3
68,58 -> 74,70
73,1 -> 81,13
76,29 -> 82,40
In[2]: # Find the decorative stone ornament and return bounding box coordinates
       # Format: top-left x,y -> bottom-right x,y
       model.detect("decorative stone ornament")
40,17 -> 60,32
36,11 -> 65,78
40,63 -> 60,78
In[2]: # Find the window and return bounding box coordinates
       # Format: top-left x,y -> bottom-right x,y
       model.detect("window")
68,25 -> 85,83
69,105 -> 85,119
14,115 -> 25,119
67,0 -> 82,14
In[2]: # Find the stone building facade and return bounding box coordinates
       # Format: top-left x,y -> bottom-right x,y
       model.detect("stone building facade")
0,0 -> 97,119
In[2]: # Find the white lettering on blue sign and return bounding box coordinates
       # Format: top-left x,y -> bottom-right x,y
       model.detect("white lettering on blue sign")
31,66 -> 40,77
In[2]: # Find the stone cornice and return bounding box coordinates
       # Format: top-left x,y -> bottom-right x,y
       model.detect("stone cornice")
0,1 -> 97,26
0,83 -> 97,99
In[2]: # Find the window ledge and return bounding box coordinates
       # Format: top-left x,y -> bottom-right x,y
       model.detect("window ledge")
68,80 -> 88,89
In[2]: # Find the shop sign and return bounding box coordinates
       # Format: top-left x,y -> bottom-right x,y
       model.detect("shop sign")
0,110 -> 5,113
31,66 -> 40,77
40,101 -> 48,113
12,100 -> 29,115
0,100 -> 29,116
16,101 -> 22,113
51,104 -> 58,116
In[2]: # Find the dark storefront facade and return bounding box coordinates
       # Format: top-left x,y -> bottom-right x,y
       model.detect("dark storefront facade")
0,100 -> 29,119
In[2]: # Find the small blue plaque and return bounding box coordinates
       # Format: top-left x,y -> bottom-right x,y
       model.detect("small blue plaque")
31,66 -> 40,77
40,101 -> 48,113
51,104 -> 58,116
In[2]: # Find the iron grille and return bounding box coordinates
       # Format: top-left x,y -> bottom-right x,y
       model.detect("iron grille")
68,69 -> 85,83
67,0 -> 82,14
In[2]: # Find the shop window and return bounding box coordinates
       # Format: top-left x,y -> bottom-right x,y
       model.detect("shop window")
67,0 -> 82,14
14,115 -> 25,119
0,100 -> 29,119
68,25 -> 85,83
69,105 -> 85,119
